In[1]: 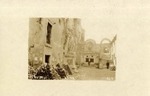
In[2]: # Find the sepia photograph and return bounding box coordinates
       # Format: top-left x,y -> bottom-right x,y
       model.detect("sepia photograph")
1,0 -> 150,96
28,18 -> 117,80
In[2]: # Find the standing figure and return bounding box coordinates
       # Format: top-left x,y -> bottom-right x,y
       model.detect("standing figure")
106,61 -> 110,69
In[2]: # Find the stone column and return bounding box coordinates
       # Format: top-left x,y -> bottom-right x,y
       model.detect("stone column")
72,52 -> 78,72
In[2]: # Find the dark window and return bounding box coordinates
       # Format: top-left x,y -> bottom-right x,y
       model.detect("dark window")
45,55 -> 50,63
90,58 -> 94,62
46,23 -> 52,44
86,58 -> 89,62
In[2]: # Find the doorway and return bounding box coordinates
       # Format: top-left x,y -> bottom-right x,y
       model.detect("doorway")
45,55 -> 50,63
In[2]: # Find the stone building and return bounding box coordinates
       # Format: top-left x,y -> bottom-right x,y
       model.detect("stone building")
29,18 -> 85,71
82,39 -> 100,66
99,36 -> 117,69
81,36 -> 117,69
28,18 -> 116,70
29,18 -> 64,68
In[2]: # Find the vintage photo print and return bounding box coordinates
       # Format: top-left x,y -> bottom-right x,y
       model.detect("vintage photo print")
28,18 -> 117,80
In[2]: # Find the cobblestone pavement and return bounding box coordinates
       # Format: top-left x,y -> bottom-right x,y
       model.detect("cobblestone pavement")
67,66 -> 115,80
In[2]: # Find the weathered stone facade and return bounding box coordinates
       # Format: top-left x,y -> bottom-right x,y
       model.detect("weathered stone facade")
29,18 -> 85,71
62,18 -> 85,72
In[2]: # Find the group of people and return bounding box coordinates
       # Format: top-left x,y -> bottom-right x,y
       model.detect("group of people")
28,63 -> 71,80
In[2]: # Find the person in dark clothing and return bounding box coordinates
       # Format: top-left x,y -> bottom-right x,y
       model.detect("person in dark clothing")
35,66 -> 46,79
46,68 -> 53,79
45,63 -> 53,79
106,61 -> 110,69
35,64 -> 53,80
55,63 -> 67,79
62,64 -> 72,75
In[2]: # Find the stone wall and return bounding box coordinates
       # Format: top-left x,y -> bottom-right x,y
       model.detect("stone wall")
29,18 -> 44,68
29,18 -> 85,70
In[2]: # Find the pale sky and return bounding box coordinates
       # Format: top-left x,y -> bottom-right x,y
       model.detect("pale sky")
81,17 -> 117,43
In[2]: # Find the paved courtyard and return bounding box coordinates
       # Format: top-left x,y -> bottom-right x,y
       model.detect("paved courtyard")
67,66 -> 115,80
